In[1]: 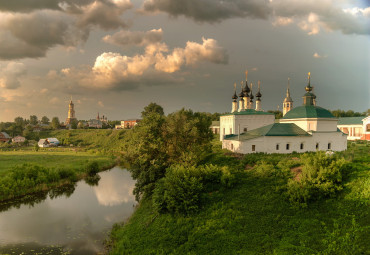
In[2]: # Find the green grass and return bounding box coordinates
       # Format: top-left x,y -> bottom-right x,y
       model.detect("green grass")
0,149 -> 113,176
109,142 -> 370,254
0,148 -> 116,201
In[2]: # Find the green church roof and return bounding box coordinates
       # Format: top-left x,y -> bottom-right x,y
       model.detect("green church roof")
224,123 -> 311,141
222,109 -> 274,116
337,117 -> 365,125
283,105 -> 335,119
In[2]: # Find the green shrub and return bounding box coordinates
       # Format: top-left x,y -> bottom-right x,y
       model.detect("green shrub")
153,164 -> 234,215
86,161 -> 99,176
287,151 -> 346,208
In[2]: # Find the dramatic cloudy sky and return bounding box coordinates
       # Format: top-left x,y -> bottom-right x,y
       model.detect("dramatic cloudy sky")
0,0 -> 369,122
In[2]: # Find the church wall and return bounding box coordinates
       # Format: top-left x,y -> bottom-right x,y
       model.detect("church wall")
280,118 -> 337,132
222,131 -> 347,154
220,114 -> 275,141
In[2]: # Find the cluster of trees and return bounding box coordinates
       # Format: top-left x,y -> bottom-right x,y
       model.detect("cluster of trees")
0,115 -> 61,140
121,103 -> 216,202
330,109 -> 368,118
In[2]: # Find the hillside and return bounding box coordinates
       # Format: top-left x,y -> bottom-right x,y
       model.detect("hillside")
109,142 -> 369,254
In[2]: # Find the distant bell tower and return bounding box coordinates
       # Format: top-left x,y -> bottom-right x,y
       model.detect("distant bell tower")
231,83 -> 238,113
66,97 -> 77,124
283,78 -> 293,116
255,80 -> 262,111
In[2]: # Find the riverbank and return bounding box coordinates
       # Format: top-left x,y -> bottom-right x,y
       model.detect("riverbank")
108,142 -> 369,254
0,149 -> 116,202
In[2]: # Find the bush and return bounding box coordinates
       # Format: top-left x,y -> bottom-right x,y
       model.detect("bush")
287,151 -> 346,208
153,164 -> 234,215
86,161 -> 100,176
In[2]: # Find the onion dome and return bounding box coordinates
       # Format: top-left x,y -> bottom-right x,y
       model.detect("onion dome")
243,81 -> 250,94
232,91 -> 238,101
238,89 -> 244,98
305,72 -> 313,92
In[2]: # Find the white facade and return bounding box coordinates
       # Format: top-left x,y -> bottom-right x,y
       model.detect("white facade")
337,116 -> 370,141
220,113 -> 275,141
223,131 -> 347,154
280,118 -> 338,132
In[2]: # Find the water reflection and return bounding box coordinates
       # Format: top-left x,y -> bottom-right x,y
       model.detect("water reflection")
0,167 -> 135,255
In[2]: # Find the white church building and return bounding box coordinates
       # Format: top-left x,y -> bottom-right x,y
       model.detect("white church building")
221,73 -> 347,154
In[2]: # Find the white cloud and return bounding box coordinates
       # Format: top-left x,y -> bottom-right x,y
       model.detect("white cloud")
55,35 -> 228,90
0,62 -> 27,89
103,28 -> 163,47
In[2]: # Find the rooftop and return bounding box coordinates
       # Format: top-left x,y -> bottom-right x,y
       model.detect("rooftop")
222,109 -> 274,117
224,123 -> 311,141
283,105 -> 335,119
337,116 -> 365,125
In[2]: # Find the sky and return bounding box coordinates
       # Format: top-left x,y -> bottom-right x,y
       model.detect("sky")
0,0 -> 369,122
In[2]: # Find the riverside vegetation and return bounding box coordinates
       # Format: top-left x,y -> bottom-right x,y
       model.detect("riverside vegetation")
0,128 -> 126,202
108,103 -> 369,254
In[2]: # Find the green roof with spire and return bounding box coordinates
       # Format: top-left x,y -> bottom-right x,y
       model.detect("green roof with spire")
283,105 -> 335,119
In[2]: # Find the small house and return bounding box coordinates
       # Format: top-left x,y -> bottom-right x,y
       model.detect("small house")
12,136 -> 26,143
0,132 -> 11,142
47,138 -> 60,146
38,139 -> 49,147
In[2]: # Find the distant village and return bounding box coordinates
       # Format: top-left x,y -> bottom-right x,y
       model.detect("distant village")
0,73 -> 369,150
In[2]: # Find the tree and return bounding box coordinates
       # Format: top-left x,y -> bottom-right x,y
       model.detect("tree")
77,122 -> 84,129
121,104 -> 214,201
268,110 -> 283,119
51,117 -> 60,130
70,119 -> 78,129
14,117 -> 24,127
141,102 -> 164,118
121,111 -> 167,201
30,115 -> 38,125
41,116 -> 50,124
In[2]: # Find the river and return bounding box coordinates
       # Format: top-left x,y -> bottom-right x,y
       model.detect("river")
0,167 -> 136,255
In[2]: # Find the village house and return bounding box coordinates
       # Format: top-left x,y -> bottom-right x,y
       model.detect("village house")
210,121 -> 220,134
0,132 -> 11,142
116,119 -> 141,129
221,73 -> 347,154
12,136 -> 26,143
38,138 -> 60,147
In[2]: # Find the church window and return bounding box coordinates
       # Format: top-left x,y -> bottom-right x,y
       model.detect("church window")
300,143 -> 304,150
231,144 -> 234,151
286,144 -> 290,150
328,143 -> 331,150
316,143 -> 319,149
244,128 -> 247,132
252,145 -> 256,151
276,144 -> 279,150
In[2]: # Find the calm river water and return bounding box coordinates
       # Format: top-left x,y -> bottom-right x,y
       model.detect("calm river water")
0,167 -> 136,254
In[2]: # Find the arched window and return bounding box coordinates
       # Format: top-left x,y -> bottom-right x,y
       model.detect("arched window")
300,143 -> 304,150
328,143 -> 331,150
316,143 -> 319,149
286,144 -> 290,150
231,143 -> 234,151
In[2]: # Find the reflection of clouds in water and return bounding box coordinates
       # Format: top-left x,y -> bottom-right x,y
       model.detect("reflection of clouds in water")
93,169 -> 135,206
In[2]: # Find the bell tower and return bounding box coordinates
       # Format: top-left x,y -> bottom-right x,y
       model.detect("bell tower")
283,78 -> 293,116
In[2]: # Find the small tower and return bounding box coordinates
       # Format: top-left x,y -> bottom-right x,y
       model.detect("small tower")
283,78 -> 294,116
255,80 -> 262,111
302,72 -> 316,106
243,71 -> 250,109
249,83 -> 254,109
231,83 -> 238,113
238,83 -> 245,112
66,97 -> 77,124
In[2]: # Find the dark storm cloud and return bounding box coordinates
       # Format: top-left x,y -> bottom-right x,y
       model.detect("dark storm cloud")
140,0 -> 370,35
0,11 -> 89,60
140,0 -> 271,22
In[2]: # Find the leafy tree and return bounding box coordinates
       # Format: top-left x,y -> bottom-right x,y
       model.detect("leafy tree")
70,119 -> 78,129
14,117 -> 24,127
268,110 -> 283,119
51,117 -> 60,130
121,111 -> 167,201
41,116 -> 50,124
141,102 -> 164,118
30,115 -> 38,125
121,104 -> 214,201
163,108 -> 213,166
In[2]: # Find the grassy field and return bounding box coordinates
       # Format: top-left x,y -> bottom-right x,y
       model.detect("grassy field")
0,149 -> 114,176
109,142 -> 369,254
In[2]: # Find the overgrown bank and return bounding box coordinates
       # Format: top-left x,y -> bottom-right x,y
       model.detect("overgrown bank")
109,141 -> 369,254
0,148 -> 116,202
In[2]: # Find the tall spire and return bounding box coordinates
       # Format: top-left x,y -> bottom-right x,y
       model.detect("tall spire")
249,83 -> 254,106
238,83 -> 245,112
305,72 -> 313,92
283,77 -> 293,116
256,80 -> 262,99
